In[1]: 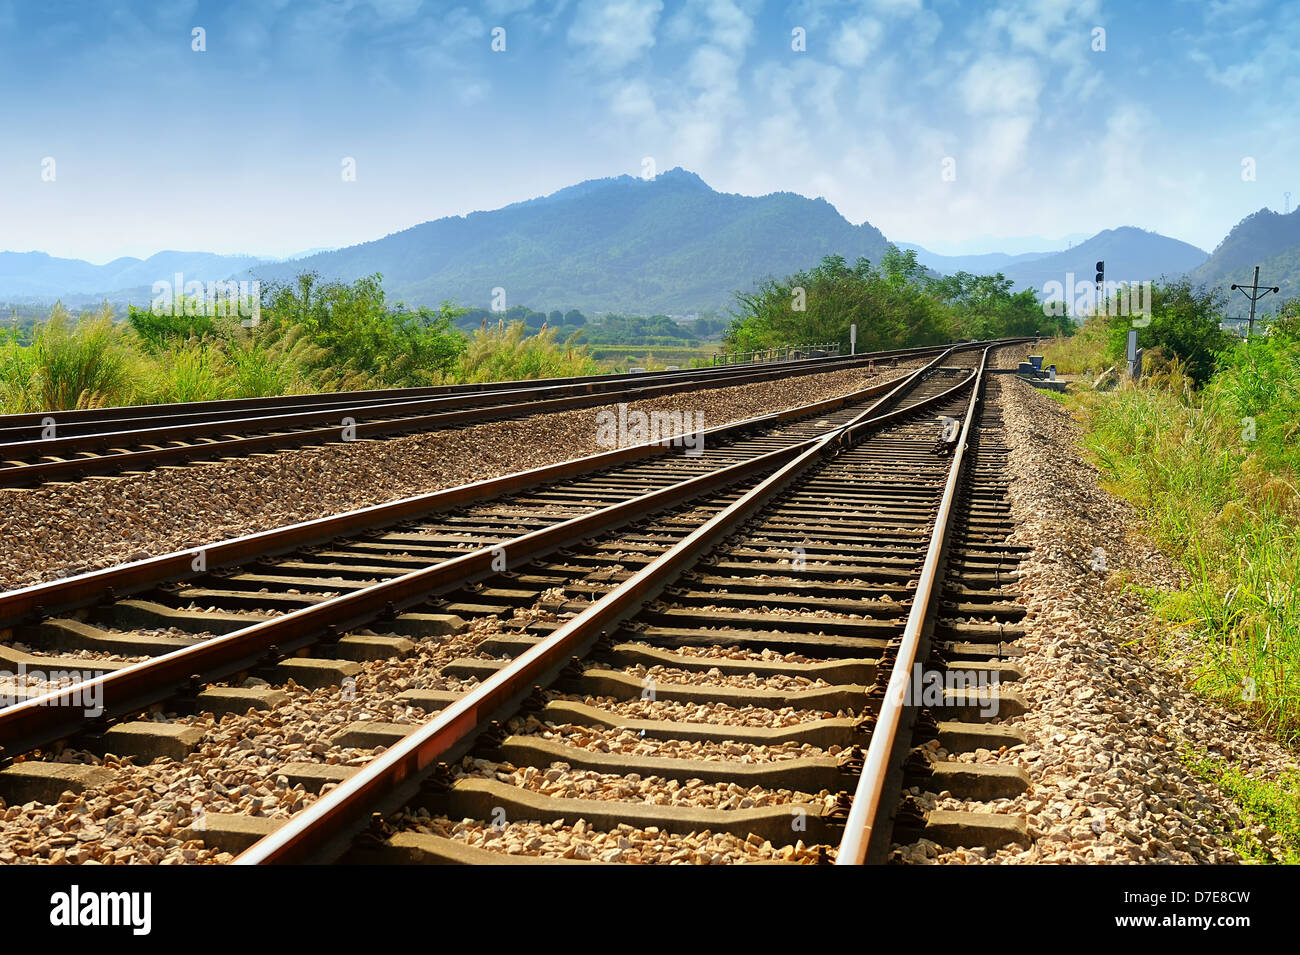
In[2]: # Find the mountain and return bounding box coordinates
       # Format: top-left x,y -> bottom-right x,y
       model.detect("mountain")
899,233 -> 1091,257
919,227 -> 1208,295
248,168 -> 893,314
1187,208 -> 1300,308
899,245 -> 1056,276
0,251 -> 266,301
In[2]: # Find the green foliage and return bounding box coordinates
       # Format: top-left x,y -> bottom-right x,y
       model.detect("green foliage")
262,273 -> 466,387
0,275 -> 595,413
0,305 -> 136,411
1182,748 -> 1300,864
1101,279 -> 1233,385
930,271 -> 1072,339
1072,323 -> 1300,743
727,252 -> 951,352
126,302 -> 215,352
452,321 -> 597,382
579,313 -> 701,346
726,251 -> 1070,352
1038,316 -> 1112,375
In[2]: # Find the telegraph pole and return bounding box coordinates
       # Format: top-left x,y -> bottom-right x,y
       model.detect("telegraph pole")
1230,265 -> 1279,338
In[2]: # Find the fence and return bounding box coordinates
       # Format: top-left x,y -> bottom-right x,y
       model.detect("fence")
711,342 -> 842,366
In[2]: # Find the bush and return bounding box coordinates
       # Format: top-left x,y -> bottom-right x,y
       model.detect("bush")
1075,328 -> 1300,742
0,305 -> 136,412
261,273 -> 467,387
453,321 -> 597,382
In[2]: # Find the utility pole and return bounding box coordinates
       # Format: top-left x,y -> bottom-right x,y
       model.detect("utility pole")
1230,265 -> 1279,339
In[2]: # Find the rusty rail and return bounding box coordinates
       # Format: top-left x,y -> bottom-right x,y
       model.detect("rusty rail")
834,344 -> 993,865
233,349 -> 990,864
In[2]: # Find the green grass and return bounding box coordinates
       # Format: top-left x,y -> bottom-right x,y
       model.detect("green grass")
0,305 -> 137,411
0,294 -> 607,413
1037,318 -> 1112,376
1182,747 -> 1300,864
1064,337 -> 1300,744
450,321 -> 597,382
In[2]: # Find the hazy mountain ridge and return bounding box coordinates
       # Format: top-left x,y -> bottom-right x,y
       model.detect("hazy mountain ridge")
1188,208 -> 1300,308
900,245 -> 1056,275
249,168 -> 894,314
5,174 -> 1300,316
913,228 -> 1209,296
0,250 -> 266,301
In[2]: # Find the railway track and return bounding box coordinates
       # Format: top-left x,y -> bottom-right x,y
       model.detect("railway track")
0,343 -> 955,488
0,341 -> 1031,865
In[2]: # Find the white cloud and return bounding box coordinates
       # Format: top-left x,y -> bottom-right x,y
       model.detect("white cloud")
959,56 -> 1041,116
568,0 -> 664,70
830,16 -> 884,67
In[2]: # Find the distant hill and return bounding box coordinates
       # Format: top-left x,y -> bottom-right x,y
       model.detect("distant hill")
899,245 -> 1055,276
0,251 -> 266,302
912,227 -> 1208,296
248,168 -> 894,314
1187,208 -> 1300,308
3,174 -> 1267,318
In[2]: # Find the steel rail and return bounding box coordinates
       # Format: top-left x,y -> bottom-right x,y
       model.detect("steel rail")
0,352 -> 891,456
833,344 -> 993,865
0,436 -> 808,756
234,350 -> 987,864
0,349 -> 969,756
0,345 -> 967,488
0,364 -> 926,626
235,435 -> 840,864
0,341 -> 954,431
0,347 -> 972,771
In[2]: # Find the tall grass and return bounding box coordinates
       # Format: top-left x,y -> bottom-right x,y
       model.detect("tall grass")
1073,341 -> 1300,743
452,321 -> 597,382
0,305 -> 136,411
0,306 -> 604,414
1038,317 -> 1112,376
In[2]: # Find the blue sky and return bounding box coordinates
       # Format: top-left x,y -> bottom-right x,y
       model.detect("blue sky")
0,0 -> 1295,262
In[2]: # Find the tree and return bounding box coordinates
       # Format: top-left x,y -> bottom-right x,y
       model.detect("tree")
1105,280 -> 1231,385
262,272 -> 466,386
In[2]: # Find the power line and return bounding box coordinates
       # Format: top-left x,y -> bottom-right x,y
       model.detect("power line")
1230,265 -> 1279,339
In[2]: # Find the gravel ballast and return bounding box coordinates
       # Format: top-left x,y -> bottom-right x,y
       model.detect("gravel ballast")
0,363 -> 919,591
895,376 -> 1298,864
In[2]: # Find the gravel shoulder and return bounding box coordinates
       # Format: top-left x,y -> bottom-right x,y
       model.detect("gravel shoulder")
0,364 -> 914,591
907,377 -> 1298,864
